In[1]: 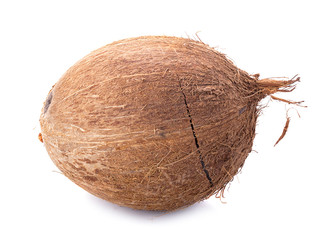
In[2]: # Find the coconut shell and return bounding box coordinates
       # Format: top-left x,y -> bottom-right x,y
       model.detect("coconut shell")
40,36 -> 299,211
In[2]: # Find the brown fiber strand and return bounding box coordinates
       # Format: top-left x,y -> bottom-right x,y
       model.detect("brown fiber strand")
39,36 -> 301,211
271,95 -> 305,106
274,116 -> 291,146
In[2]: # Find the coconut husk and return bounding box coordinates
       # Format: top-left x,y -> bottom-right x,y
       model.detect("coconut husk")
39,36 -> 300,211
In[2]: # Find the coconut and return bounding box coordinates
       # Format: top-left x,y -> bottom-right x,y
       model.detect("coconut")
39,36 -> 299,211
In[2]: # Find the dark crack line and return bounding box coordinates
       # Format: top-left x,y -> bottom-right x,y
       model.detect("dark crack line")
179,81 -> 214,187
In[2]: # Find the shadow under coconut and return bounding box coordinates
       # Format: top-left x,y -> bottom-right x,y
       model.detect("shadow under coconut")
86,193 -> 217,220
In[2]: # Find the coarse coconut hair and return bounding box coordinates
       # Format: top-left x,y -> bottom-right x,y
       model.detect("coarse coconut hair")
40,36 -> 301,211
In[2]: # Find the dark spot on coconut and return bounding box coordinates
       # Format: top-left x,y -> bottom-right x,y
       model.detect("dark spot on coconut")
83,175 -> 98,182
44,91 -> 53,114
239,106 -> 247,115
159,131 -> 166,138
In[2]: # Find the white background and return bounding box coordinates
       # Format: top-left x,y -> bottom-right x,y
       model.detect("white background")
1,0 -> 322,239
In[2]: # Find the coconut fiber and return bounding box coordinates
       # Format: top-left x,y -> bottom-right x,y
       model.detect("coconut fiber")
39,36 -> 300,211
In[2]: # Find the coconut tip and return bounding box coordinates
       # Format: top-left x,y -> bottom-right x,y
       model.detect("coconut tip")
256,74 -> 300,95
256,74 -> 306,107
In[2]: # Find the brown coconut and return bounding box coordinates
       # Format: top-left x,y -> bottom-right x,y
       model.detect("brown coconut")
39,36 -> 299,211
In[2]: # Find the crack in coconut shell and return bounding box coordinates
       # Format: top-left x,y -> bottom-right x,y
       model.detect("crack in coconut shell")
179,79 -> 214,187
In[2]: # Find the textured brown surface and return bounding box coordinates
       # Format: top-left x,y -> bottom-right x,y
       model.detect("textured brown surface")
39,36 -> 298,210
